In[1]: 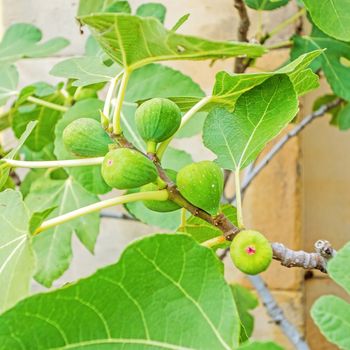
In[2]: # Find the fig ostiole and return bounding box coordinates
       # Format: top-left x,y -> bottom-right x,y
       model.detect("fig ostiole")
141,169 -> 181,212
63,118 -> 113,157
176,161 -> 223,215
135,98 -> 182,148
101,148 -> 158,189
230,230 -> 273,275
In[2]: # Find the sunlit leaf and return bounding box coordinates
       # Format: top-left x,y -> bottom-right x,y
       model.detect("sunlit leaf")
79,13 -> 265,71
0,190 -> 35,313
0,234 -> 240,350
203,75 -> 298,170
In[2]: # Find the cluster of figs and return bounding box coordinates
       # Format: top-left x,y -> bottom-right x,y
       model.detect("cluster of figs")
62,98 -> 272,275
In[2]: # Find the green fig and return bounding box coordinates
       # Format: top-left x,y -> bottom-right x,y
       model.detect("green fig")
176,161 -> 223,215
230,230 -> 273,275
101,148 -> 158,189
135,98 -> 182,151
63,118 -> 112,157
141,169 -> 181,212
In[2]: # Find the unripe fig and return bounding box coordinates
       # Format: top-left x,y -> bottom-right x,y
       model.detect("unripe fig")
135,98 -> 182,146
141,169 -> 181,212
63,118 -> 112,157
101,148 -> 158,189
176,161 -> 223,215
230,230 -> 273,275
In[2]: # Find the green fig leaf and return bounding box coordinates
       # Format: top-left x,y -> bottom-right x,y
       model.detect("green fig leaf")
327,241 -> 350,294
203,74 -> 298,170
136,3 -> 166,23
77,0 -> 131,16
244,0 -> 289,10
0,190 -> 35,313
0,23 -> 69,64
0,234 -> 240,350
0,64 -> 18,106
231,284 -> 258,343
171,51 -> 320,112
12,92 -> 66,152
311,295 -> 350,350
79,13 -> 265,71
338,104 -> 350,130
303,0 -> 350,42
50,56 -> 121,87
292,27 -> 350,101
0,121 -> 37,189
25,177 -> 100,287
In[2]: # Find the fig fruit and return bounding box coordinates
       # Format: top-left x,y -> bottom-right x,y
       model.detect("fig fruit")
63,118 -> 112,157
141,169 -> 181,212
176,161 -> 223,215
135,98 -> 182,147
230,230 -> 273,275
101,148 -> 158,189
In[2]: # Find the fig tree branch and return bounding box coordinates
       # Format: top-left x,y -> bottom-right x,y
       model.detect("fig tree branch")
233,0 -> 250,73
249,275 -> 310,350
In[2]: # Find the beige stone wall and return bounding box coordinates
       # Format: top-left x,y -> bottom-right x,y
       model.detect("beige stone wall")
2,1 -> 348,349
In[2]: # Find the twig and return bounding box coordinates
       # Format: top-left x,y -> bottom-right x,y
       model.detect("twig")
272,240 -> 335,272
233,0 -> 250,73
248,275 -> 310,350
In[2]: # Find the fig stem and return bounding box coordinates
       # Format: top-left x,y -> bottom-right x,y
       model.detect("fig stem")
156,177 -> 167,189
235,171 -> 244,228
103,71 -> 124,118
27,96 -> 68,113
34,190 -> 169,235
201,235 -> 226,248
146,140 -> 157,154
180,208 -> 187,230
156,95 -> 212,159
1,157 -> 104,169
113,69 -> 131,135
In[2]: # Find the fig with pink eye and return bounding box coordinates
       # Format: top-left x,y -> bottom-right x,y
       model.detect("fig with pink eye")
230,230 -> 273,275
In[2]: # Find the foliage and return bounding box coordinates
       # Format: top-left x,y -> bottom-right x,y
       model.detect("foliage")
311,242 -> 350,349
0,0 -> 349,348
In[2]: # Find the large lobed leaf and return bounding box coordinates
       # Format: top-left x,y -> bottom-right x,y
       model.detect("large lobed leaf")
50,56 -> 121,87
203,74 -> 298,171
303,0 -> 350,42
0,65 -> 18,106
0,23 -> 69,64
311,242 -> 350,349
0,190 -> 35,313
172,51 -> 320,112
231,284 -> 259,343
292,27 -> 350,101
0,121 -> 37,189
25,177 -> 100,287
0,234 -> 240,350
311,296 -> 350,350
79,13 -> 265,71
12,90 -> 66,152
